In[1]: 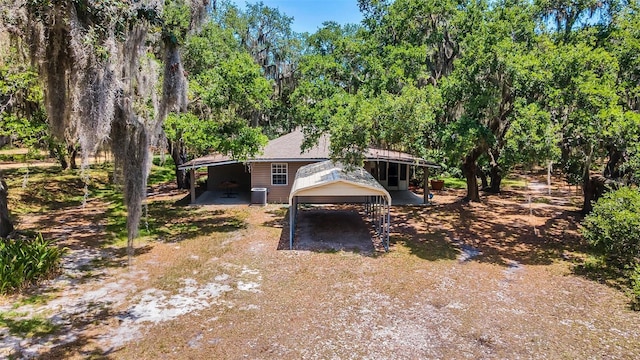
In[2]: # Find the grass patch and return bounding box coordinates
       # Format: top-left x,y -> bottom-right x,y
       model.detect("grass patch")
432,176 -> 528,191
3,160 -> 190,247
12,293 -> 52,308
573,255 -> 629,290
0,148 -> 48,162
4,166 -> 90,214
502,178 -> 527,189
436,176 -> 466,190
533,197 -> 552,204
104,200 -> 249,245
148,163 -> 176,185
0,311 -> 58,337
4,160 -> 176,216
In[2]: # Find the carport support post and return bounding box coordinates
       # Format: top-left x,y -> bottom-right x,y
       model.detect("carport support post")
289,197 -> 297,250
190,168 -> 196,204
376,196 -> 380,234
378,196 -> 383,235
386,201 -> 390,251
374,196 -> 377,231
423,166 -> 430,204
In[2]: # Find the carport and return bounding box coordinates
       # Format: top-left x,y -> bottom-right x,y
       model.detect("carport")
288,161 -> 392,251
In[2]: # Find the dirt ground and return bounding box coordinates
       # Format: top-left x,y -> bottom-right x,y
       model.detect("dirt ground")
1,175 -> 640,359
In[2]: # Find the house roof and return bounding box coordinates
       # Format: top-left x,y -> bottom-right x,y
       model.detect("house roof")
178,129 -> 439,170
259,129 -> 331,160
289,161 -> 392,205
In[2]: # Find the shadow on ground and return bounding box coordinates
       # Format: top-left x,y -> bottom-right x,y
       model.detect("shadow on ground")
5,303 -> 128,359
391,188 -> 588,267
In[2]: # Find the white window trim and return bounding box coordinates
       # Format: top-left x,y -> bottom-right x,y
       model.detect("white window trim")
271,163 -> 288,186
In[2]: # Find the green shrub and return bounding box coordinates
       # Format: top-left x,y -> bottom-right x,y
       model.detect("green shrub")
0,233 -> 64,294
582,187 -> 640,268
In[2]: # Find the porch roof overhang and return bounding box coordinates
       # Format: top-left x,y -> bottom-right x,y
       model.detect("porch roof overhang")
178,154 -> 236,170
178,154 -> 439,171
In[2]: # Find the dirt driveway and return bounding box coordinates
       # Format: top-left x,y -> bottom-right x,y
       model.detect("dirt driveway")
1,178 -> 639,359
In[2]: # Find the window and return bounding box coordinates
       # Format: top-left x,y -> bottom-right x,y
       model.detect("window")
400,164 -> 407,181
271,163 -> 288,185
379,162 -> 387,181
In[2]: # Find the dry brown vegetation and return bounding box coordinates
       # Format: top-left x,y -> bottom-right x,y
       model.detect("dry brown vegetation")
1,171 -> 639,359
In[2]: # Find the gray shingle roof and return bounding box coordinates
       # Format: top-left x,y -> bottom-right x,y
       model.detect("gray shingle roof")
178,129 -> 438,170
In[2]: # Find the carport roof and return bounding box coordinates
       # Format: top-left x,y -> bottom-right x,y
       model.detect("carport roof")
289,161 -> 391,204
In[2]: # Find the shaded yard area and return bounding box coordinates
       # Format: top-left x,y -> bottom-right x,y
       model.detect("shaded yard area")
1,169 -> 639,359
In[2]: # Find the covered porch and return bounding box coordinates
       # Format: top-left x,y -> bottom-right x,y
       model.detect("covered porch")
192,189 -> 251,205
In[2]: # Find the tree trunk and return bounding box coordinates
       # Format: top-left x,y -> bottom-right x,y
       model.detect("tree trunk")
462,147 -> 483,202
489,164 -> 502,193
49,141 -> 69,170
170,139 -> 189,189
476,164 -> 488,190
0,179 -> 14,238
486,148 -> 502,193
581,145 -> 594,214
68,143 -> 78,169
582,175 -> 599,214
604,146 -> 623,179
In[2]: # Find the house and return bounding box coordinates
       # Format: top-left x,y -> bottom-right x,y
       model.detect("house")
178,129 -> 438,204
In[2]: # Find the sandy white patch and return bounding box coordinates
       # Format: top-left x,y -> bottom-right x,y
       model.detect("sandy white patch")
214,273 -> 230,281
99,278 -> 233,349
240,266 -> 260,276
237,281 -> 261,292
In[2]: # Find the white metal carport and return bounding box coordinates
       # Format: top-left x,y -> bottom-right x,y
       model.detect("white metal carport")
288,161 -> 392,251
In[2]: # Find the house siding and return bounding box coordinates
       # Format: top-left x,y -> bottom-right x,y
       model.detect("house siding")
251,161 -> 316,203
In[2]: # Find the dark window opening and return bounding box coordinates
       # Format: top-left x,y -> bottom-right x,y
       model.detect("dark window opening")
379,162 -> 387,181
400,164 -> 407,181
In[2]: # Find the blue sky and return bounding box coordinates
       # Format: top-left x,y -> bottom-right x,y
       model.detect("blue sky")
230,0 -> 364,34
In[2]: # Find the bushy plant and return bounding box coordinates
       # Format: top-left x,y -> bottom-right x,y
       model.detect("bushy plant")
0,233 -> 64,293
582,187 -> 640,268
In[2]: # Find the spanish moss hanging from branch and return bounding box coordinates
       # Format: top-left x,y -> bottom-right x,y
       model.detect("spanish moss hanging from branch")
0,0 -> 211,256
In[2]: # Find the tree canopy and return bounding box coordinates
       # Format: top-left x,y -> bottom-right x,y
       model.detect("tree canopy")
1,0 -> 639,241
291,0 -> 639,209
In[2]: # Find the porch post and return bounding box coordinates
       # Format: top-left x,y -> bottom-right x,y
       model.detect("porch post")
190,168 -> 196,204
423,166 -> 430,204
